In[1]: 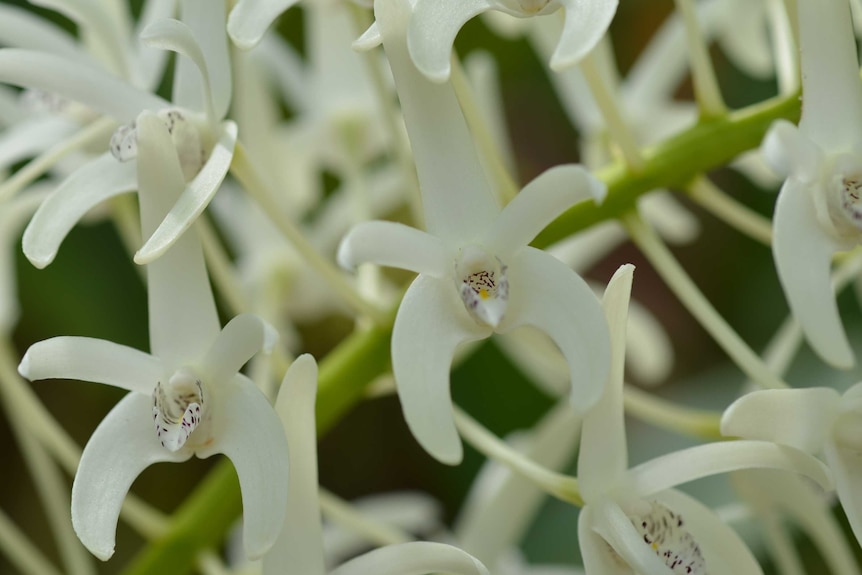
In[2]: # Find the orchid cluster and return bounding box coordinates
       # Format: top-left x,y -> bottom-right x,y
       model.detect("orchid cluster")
2,0 -> 862,574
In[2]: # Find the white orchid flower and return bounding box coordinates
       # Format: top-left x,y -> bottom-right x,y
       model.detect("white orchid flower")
1,0 -> 237,269
759,0 -> 862,368
721,382 -> 862,550
407,0 -> 618,82
17,112 -> 289,562
577,264 -> 834,575
338,0 -> 611,465
266,353 -> 489,575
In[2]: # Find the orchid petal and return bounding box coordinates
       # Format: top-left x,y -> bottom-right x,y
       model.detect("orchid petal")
18,336 -> 162,395
392,274 -> 488,465
796,0 -> 862,151
0,5 -> 91,63
406,0 -> 493,83
337,221 -> 451,278
0,85 -> 19,125
500,247 -> 610,413
578,265 -> 632,499
486,164 -> 605,258
0,190 -> 45,331
0,116 -> 79,172
550,0 -> 619,72
23,152 -> 136,269
330,542 -> 489,575
761,120 -> 822,181
587,498 -> 675,575
136,111 -> 220,364
257,34 -> 309,113
197,375 -> 289,560
202,313 -> 277,385
622,10 -> 687,109
824,440 -> 862,548
30,0 -> 129,77
135,0 -> 178,90
714,1 -> 772,80
621,440 -> 834,498
172,0 -> 231,121
134,121 -> 237,264
264,354 -> 324,575
577,504 -> 631,575
142,18 -> 216,124
773,178 -> 853,368
720,388 -> 841,453
0,50 -> 167,122
457,400 -> 580,563
378,0 -> 499,243
353,22 -> 382,52
72,393 -> 190,561
228,0 -> 301,51
654,489 -> 763,575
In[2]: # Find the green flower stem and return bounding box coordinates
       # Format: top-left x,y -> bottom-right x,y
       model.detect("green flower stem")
121,90 -> 801,575
532,91 -> 799,249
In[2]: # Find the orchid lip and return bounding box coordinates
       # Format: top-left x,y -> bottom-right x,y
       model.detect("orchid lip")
109,108 -> 207,182
454,245 -> 509,328
152,367 -> 206,452
625,500 -> 706,575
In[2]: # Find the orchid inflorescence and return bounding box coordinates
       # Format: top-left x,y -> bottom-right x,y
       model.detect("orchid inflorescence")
1,0 -> 861,574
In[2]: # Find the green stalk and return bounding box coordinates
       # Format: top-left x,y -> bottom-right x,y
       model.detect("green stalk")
121,90 -> 800,575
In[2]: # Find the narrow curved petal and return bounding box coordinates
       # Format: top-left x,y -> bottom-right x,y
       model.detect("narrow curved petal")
720,388 -> 841,453
773,178 -> 853,368
0,50 -> 167,122
578,265 -> 632,500
72,393 -> 190,560
486,164 -> 605,258
0,116 -> 79,172
197,376 -> 289,560
0,5 -> 91,63
264,354 -> 324,575
406,0 -> 493,82
202,313 -> 277,385
134,0 -> 178,91
715,2 -> 772,79
378,0 -> 500,243
136,111 -> 220,364
587,498 -> 675,575
134,121 -> 237,264
824,440 -> 862,548
654,489 -> 763,575
353,21 -> 382,52
500,247 -> 611,414
330,542 -> 489,575
228,0 -> 300,51
23,153 -> 137,269
392,275 -> 488,465
174,0 -> 233,120
761,120 -> 822,181
621,440 -> 834,498
29,0 -> 129,76
550,0 -> 619,72
0,190 -> 46,331
18,336 -> 162,394
578,505 -> 631,575
141,18 -> 216,119
337,221 -> 451,278
796,0 -> 862,151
